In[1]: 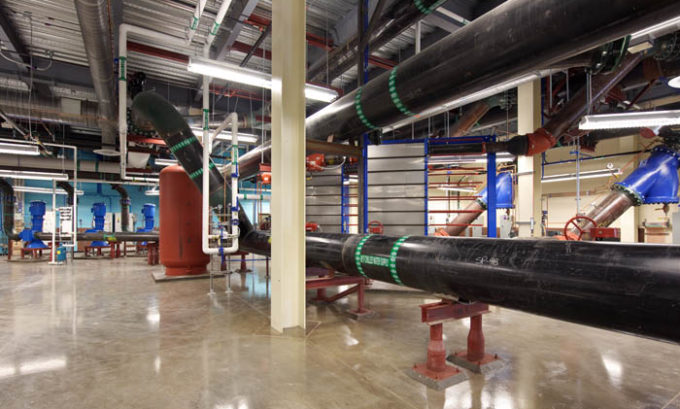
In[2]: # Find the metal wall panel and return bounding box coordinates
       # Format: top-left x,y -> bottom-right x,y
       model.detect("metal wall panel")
367,212 -> 425,225
306,169 -> 342,232
368,198 -> 425,212
381,225 -> 426,236
367,185 -> 425,199
367,157 -> 425,171
367,144 -> 425,158
368,171 -> 425,185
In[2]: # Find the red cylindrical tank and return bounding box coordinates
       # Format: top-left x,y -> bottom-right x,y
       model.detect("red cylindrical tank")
159,165 -> 209,276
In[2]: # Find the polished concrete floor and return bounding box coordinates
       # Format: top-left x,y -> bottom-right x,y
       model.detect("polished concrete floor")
0,256 -> 679,409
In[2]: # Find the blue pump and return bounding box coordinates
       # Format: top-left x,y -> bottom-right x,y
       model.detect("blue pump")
477,172 -> 514,209
86,202 -> 109,247
614,145 -> 680,205
19,200 -> 48,249
137,203 -> 156,232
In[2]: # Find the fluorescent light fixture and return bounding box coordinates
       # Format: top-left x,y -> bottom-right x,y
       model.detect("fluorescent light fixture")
579,110 -> 680,130
437,186 -> 476,192
541,168 -> 622,183
190,128 -> 259,144
668,76 -> 680,89
187,56 -> 339,102
631,16 -> 680,41
13,186 -> 84,195
154,158 -> 178,167
0,170 -> 68,181
145,187 -> 160,196
0,142 -> 39,156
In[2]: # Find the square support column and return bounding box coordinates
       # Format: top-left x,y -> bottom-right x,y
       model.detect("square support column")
516,80 -> 543,237
270,0 -> 306,333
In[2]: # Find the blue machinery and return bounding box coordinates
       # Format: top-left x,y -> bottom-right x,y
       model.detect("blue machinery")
86,202 -> 109,247
18,201 -> 48,249
137,204 -> 156,233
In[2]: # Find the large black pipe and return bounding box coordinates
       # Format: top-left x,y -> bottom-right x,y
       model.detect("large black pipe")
0,179 -> 19,240
111,184 -> 130,232
305,0 -> 680,142
132,91 -> 680,344
56,181 -> 74,205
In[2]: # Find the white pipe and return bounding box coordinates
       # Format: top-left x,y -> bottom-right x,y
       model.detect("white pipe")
202,113 -> 238,255
118,24 -> 185,184
186,0 -> 208,45
50,180 -> 56,264
205,0 -> 233,48
238,193 -> 270,201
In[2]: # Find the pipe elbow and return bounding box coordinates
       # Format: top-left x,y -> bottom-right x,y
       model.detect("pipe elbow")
525,128 -> 557,156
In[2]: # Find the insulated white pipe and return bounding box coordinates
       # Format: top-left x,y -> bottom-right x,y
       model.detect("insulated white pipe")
238,193 -> 270,201
118,24 -> 185,184
205,0 -> 233,48
202,112 -> 239,255
50,180 -> 57,264
186,0 -> 208,45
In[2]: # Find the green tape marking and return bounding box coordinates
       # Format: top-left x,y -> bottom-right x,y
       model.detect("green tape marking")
203,109 -> 210,131
354,235 -> 372,277
354,87 -> 378,130
388,67 -> 415,117
118,57 -> 127,81
388,236 -> 410,285
189,162 -> 215,179
169,136 -> 198,153
210,22 -> 221,35
414,0 -> 447,14
190,16 -> 199,30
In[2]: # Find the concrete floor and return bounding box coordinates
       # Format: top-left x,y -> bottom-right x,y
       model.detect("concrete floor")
0,257 -> 679,409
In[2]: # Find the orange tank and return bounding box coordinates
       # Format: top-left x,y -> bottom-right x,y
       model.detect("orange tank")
159,165 -> 209,276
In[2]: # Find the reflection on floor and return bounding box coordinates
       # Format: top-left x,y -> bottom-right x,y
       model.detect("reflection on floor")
0,257 -> 679,409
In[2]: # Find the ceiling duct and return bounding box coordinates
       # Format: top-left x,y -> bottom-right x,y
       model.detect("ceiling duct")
74,0 -> 118,154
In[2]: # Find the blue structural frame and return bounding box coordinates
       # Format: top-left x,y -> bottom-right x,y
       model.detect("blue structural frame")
340,164 -> 350,233
364,135 -> 498,237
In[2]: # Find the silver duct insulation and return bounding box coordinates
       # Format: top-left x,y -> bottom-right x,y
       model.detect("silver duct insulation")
0,155 -> 119,174
0,96 -> 100,128
74,0 -> 117,148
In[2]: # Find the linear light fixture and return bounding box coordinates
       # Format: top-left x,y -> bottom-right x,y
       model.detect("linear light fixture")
190,128 -> 259,144
187,56 -> 339,103
630,16 -> 680,41
578,110 -> 680,130
0,170 -> 68,181
154,158 -> 178,167
13,186 -> 84,195
145,187 -> 160,196
0,142 -> 39,156
668,76 -> 680,89
541,168 -> 622,183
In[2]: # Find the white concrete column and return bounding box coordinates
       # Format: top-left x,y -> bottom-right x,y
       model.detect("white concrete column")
270,0 -> 306,333
516,80 -> 543,237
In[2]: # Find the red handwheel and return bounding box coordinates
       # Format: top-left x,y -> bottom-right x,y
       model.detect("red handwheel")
367,220 -> 384,234
563,215 -> 597,240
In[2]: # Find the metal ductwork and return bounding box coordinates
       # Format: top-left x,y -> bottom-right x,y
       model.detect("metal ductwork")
133,91 -> 680,345
0,96 -> 100,128
0,155 -> 119,174
305,0 -> 680,142
74,0 -> 117,149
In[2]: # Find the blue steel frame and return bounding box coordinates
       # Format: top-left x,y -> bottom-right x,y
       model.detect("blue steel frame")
365,135 -> 498,237
341,164 -> 350,233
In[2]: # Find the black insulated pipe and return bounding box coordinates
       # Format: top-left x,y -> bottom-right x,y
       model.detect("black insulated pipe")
111,184 -> 130,232
0,179 -> 19,240
56,181 -> 74,208
132,91 -> 680,345
305,0 -> 680,142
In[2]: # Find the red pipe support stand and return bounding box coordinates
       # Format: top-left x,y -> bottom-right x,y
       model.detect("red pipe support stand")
233,252 -> 252,273
147,243 -> 159,265
306,273 -> 373,319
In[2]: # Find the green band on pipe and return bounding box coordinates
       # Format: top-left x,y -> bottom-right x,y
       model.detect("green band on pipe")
190,16 -> 199,30
189,162 -> 215,179
388,67 -> 415,117
203,109 -> 209,131
169,136 -> 198,153
118,57 -> 127,81
389,235 -> 410,285
354,87 -> 378,130
354,235 -> 372,277
414,0 -> 447,14
210,22 -> 220,35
